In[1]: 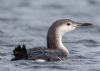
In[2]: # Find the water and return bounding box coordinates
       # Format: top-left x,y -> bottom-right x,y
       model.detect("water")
0,0 -> 100,71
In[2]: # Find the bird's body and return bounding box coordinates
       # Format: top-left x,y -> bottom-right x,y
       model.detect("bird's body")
11,19 -> 92,61
27,47 -> 67,61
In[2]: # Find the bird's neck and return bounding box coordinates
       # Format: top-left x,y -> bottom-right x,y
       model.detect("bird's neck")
47,29 -> 69,54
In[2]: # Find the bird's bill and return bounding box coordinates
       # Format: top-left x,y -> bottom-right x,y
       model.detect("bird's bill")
77,23 -> 92,27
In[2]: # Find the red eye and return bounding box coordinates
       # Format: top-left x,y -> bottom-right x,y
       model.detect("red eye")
67,22 -> 70,26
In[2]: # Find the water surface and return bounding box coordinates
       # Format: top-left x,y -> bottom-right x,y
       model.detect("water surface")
0,0 -> 100,71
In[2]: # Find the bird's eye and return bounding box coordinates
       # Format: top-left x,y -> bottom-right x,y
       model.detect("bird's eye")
67,22 -> 70,26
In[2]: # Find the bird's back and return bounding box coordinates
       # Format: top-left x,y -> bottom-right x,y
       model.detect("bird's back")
11,45 -> 68,61
27,47 -> 68,61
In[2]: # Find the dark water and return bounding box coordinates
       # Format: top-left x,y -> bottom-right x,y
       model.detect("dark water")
0,0 -> 100,71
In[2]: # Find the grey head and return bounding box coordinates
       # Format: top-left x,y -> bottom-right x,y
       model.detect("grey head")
48,19 -> 92,34
47,19 -> 92,50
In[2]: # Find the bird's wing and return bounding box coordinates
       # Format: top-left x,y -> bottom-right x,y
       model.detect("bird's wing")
27,48 -> 65,61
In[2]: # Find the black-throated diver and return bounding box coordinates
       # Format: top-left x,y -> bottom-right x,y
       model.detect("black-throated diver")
11,19 -> 92,61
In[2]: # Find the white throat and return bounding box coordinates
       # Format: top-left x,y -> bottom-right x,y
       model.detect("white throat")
55,24 -> 76,55
56,29 -> 69,55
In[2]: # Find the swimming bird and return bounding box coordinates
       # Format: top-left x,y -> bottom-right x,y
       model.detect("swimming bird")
11,19 -> 92,62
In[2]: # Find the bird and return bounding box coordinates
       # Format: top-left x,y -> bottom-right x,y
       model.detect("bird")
11,19 -> 92,62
